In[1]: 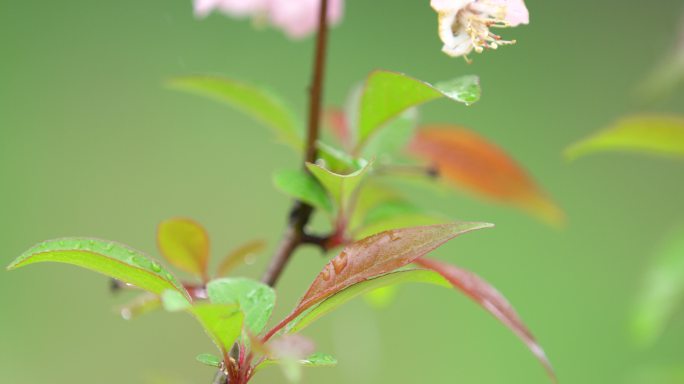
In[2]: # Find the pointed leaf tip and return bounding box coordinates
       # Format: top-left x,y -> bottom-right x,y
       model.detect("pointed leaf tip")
566,115 -> 684,160
305,159 -> 373,214
416,257 -> 556,382
409,125 -> 563,226
8,238 -> 189,299
267,222 -> 493,339
196,353 -> 222,368
299,221 -> 493,306
356,71 -> 480,150
168,76 -> 303,150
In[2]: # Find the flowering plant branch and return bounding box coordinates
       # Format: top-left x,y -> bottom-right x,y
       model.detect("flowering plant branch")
261,0 -> 331,288
6,1 -> 562,383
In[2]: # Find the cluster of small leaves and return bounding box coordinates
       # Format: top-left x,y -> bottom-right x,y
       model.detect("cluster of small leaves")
7,220 -> 554,383
171,70 -> 563,231
8,69 -> 561,383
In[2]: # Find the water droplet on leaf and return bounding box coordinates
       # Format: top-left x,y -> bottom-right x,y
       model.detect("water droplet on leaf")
150,262 -> 161,272
332,252 -> 348,274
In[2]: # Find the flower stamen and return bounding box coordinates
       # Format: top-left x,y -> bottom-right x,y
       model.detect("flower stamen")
433,0 -> 527,60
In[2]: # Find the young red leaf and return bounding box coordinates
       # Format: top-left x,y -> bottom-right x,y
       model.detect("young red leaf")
299,222 -> 491,310
264,222 -> 492,340
415,257 -> 556,382
408,125 -> 563,226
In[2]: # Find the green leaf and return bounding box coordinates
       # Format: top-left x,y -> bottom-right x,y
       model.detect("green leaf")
301,353 -> 338,367
7,238 -> 189,299
287,269 -> 450,333
316,141 -> 363,173
566,115 -> 684,160
356,71 -> 480,149
161,290 -> 192,312
207,277 -> 276,334
305,159 -> 373,214
362,285 -> 399,309
273,169 -> 333,213
160,289 -> 243,356
196,353 -> 222,368
191,304 -> 243,356
631,225 -> 684,346
168,76 -> 302,149
157,218 -> 210,279
361,108 -> 418,159
256,353 -> 337,372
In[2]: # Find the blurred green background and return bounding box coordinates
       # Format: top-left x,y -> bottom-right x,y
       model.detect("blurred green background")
2,0 -> 684,383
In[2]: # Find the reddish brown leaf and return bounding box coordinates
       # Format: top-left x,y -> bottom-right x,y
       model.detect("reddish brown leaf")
300,222 -> 491,309
415,257 -> 556,382
408,125 -> 563,226
263,222 -> 492,340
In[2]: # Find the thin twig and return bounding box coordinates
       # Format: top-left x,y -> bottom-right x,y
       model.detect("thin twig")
261,0 -> 331,287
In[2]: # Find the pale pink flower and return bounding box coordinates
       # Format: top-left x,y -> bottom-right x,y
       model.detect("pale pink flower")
269,0 -> 344,39
194,0 -> 345,39
431,0 -> 529,59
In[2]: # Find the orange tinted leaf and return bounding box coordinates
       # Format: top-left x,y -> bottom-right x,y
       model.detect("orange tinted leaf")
408,125 -> 563,225
264,222 -> 492,340
415,257 -> 556,382
215,239 -> 266,277
157,218 -> 210,279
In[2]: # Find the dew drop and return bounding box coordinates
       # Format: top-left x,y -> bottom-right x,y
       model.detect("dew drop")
321,267 -> 331,281
332,252 -> 348,274
130,255 -> 146,267
121,308 -> 132,321
150,262 -> 162,272
389,231 -> 402,241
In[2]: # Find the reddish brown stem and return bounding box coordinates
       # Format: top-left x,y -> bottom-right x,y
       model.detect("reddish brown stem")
261,0 -> 331,287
